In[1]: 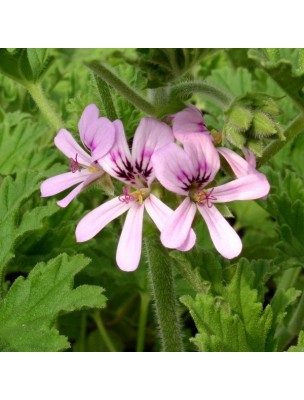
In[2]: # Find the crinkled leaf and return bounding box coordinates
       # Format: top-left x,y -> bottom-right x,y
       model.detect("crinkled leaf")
0,172 -> 58,274
0,253 -> 106,351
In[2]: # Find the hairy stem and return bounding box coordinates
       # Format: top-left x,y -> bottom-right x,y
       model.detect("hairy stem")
94,74 -> 118,121
92,311 -> 117,352
25,82 -> 63,131
87,62 -> 157,116
170,81 -> 233,109
145,238 -> 184,352
258,113 -> 304,166
136,293 -> 150,352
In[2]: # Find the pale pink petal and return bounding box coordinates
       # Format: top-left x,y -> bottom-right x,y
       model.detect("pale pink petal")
132,117 -> 174,185
197,204 -> 242,259
152,143 -> 196,195
57,171 -> 103,208
116,202 -> 145,271
178,230 -> 197,251
183,133 -> 220,184
99,120 -> 134,184
144,194 -> 196,251
78,104 -> 99,140
81,117 -> 116,162
218,147 -> 255,178
242,147 -> 256,169
54,129 -> 91,167
161,197 -> 197,249
40,170 -> 92,197
76,196 -> 133,242
173,107 -> 209,143
212,173 -> 270,203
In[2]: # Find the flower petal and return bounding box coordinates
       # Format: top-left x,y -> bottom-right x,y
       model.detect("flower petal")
116,202 -> 145,271
197,204 -> 242,259
132,117 -> 174,185
76,196 -> 132,242
212,173 -> 270,203
54,129 -> 91,167
218,147 -> 255,178
81,117 -> 116,162
78,104 -> 99,140
172,107 -> 209,142
178,230 -> 197,252
57,171 -> 103,208
40,170 -> 92,197
152,143 -> 196,195
144,194 -> 196,251
183,133 -> 220,184
99,120 -> 135,184
161,197 -> 197,249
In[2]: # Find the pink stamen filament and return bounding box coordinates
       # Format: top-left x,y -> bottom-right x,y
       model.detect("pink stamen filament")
194,187 -> 217,208
119,187 -> 135,204
70,154 -> 81,173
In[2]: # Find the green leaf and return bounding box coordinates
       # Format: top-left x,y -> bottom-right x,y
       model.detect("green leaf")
0,112 -> 56,175
288,331 -> 304,352
0,172 -> 58,276
0,48 -> 53,84
0,254 -> 106,351
181,258 -> 288,352
249,48 -> 304,110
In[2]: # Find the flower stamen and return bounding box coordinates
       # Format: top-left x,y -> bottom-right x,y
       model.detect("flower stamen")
70,154 -> 81,173
193,187 -> 217,208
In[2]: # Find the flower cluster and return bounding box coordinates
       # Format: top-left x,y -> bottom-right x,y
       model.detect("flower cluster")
41,105 -> 270,271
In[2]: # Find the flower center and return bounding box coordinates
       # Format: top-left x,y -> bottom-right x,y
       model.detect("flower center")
70,154 -> 100,174
192,187 -> 217,208
119,186 -> 149,205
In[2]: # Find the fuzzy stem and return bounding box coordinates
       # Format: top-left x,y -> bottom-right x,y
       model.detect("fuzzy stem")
87,62 -> 157,116
24,82 -> 63,131
93,311 -> 117,352
170,81 -> 233,109
258,113 -> 304,167
145,238 -> 184,352
136,293 -> 150,352
93,74 -> 118,121
79,311 -> 87,352
278,291 -> 304,351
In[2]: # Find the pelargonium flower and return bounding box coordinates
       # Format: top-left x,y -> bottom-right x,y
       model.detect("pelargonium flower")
40,104 -> 116,207
172,106 -> 258,178
152,133 -> 270,259
76,117 -> 196,271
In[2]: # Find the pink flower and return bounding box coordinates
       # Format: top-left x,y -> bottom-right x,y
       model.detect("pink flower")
172,106 -> 258,179
152,133 -> 270,259
76,117 -> 196,272
40,104 -> 116,208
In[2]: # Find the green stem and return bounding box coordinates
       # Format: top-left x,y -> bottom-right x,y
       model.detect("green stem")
25,82 -> 63,131
79,311 -> 87,352
136,293 -> 150,352
92,311 -> 117,352
258,113 -> 304,167
170,81 -> 233,109
277,268 -> 302,292
172,253 -> 209,294
93,74 -> 118,121
145,238 -> 184,352
278,291 -> 304,350
87,62 -> 157,116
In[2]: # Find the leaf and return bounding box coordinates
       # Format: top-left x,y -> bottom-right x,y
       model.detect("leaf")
0,253 -> 107,351
249,48 -> 304,110
0,48 -> 53,84
0,112 -> 57,175
181,258 -> 290,352
0,172 -> 58,275
288,331 -> 304,352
